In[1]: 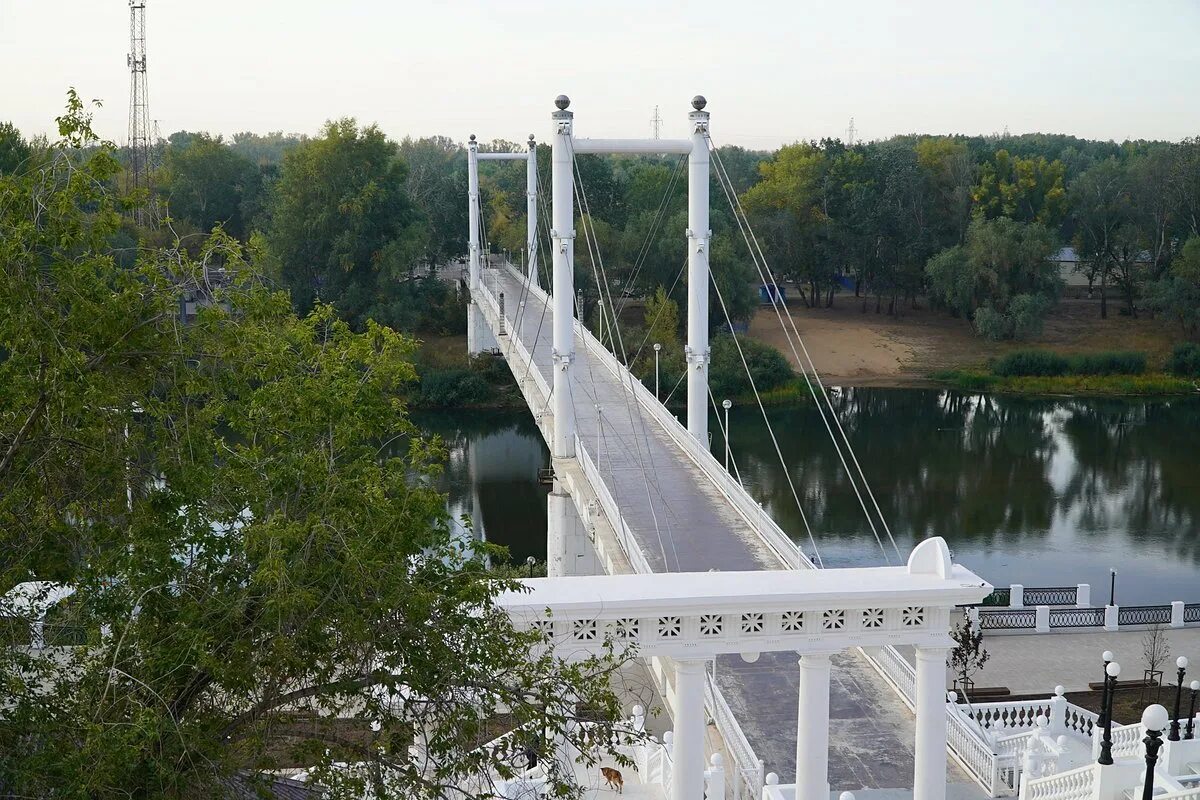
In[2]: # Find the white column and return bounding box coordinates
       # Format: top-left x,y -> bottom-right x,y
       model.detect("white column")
913,646 -> 950,800
527,135 -> 540,291
685,96 -> 711,447
551,97 -> 576,458
671,659 -> 706,800
547,482 -> 570,578
467,134 -> 482,356
795,653 -> 832,800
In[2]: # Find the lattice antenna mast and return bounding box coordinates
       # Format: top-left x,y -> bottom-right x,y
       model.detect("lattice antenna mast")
651,105 -> 662,139
847,117 -> 856,146
127,0 -> 153,226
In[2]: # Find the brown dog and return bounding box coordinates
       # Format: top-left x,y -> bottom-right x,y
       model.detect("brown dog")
600,766 -> 623,793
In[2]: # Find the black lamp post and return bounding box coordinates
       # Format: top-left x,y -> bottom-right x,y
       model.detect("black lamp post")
526,555 -> 536,578
1099,660 -> 1121,765
1099,650 -> 1114,729
1187,680 -> 1200,740
1171,656 -> 1190,741
1110,568 -> 1117,606
1142,704 -> 1169,800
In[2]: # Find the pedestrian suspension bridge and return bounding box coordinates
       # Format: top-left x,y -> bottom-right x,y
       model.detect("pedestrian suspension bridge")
463,95 -> 999,800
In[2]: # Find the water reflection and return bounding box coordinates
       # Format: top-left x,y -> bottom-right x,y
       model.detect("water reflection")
414,392 -> 1200,604
412,410 -> 550,564
719,390 -> 1200,602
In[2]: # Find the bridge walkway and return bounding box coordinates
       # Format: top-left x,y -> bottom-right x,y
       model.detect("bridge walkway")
476,264 -> 955,790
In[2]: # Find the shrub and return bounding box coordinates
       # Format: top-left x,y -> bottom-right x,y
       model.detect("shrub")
972,306 -> 1011,341
992,350 -> 1069,377
418,369 -> 490,407
709,334 -> 794,399
1067,351 -> 1146,376
1166,342 -> 1200,377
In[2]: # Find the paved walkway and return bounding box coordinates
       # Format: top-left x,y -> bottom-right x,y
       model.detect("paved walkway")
477,266 -> 971,791
955,628 -> 1200,695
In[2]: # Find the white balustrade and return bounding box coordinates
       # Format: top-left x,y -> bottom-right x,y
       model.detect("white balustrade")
1023,763 -> 1096,800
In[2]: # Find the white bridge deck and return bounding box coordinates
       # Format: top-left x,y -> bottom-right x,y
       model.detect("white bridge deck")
474,264 -> 959,789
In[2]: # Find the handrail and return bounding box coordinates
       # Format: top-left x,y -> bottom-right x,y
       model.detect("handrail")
576,436 -> 654,576
706,671 -> 764,800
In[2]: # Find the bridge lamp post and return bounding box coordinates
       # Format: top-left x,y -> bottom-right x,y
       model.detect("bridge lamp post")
1142,704 -> 1169,800
1170,656 -> 1189,741
1187,681 -> 1200,740
1099,660 -> 1120,765
722,399 -> 732,471
654,343 -> 662,400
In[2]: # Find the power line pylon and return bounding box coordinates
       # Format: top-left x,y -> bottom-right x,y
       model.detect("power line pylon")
847,117 -> 856,146
126,0 -> 154,227
651,105 -> 662,139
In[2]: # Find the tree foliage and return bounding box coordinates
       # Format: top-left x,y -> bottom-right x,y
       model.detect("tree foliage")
0,94 -> 628,799
264,119 -> 429,330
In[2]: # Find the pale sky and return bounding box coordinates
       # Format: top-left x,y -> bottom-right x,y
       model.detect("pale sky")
2,0 -> 1199,150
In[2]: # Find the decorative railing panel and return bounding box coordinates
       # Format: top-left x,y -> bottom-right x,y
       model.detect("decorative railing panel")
946,708 -> 1006,796
1109,722 -> 1146,759
1023,763 -> 1096,800
1024,587 -> 1078,606
1064,705 -> 1099,738
979,609 -> 1037,630
967,699 -> 1052,733
1117,605 -> 1172,626
1048,608 -> 1104,628
1186,604 -> 1200,624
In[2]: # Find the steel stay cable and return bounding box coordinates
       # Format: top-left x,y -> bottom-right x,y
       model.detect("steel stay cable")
707,139 -> 901,561
702,144 -> 886,561
708,137 -> 900,563
571,142 -> 682,571
707,260 -> 824,568
617,154 -> 688,316
572,170 -> 682,572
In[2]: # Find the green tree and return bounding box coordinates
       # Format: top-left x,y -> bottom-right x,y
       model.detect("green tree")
1147,236 -> 1200,338
972,149 -> 1068,228
0,95 -> 628,799
161,132 -> 262,239
1071,158 -> 1131,318
925,217 -> 1060,340
264,119 -> 428,330
0,121 -> 32,174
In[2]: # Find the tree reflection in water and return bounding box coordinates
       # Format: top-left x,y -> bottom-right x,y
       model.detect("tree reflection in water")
411,394 -> 1200,605
719,390 -> 1200,602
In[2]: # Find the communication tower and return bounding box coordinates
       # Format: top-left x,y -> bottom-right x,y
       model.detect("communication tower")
126,0 -> 154,226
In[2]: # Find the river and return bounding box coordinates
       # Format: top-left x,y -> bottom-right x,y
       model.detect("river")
414,389 -> 1200,604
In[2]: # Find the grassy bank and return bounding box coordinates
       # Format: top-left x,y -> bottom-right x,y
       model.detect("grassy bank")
931,369 -> 1196,396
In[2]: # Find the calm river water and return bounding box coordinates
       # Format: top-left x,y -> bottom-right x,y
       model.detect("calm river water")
414,389 -> 1200,604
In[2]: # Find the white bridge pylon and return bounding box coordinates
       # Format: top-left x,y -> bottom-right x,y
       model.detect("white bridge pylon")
466,134 -> 540,356
550,94 -> 712,456
466,95 -> 713,452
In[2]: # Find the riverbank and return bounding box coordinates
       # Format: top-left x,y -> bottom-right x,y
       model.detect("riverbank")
930,370 -> 1197,396
746,296 -> 1187,392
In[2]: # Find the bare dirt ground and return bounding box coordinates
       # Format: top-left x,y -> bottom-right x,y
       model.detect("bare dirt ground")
747,297 -> 1183,386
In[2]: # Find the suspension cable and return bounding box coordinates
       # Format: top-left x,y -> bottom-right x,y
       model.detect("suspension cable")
708,137 -> 902,563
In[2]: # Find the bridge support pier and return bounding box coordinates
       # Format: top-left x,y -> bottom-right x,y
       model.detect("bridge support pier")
671,659 -> 707,800
795,652 -> 833,800
913,645 -> 950,800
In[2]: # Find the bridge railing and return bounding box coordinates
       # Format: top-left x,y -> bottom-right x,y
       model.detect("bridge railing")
576,435 -> 654,577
